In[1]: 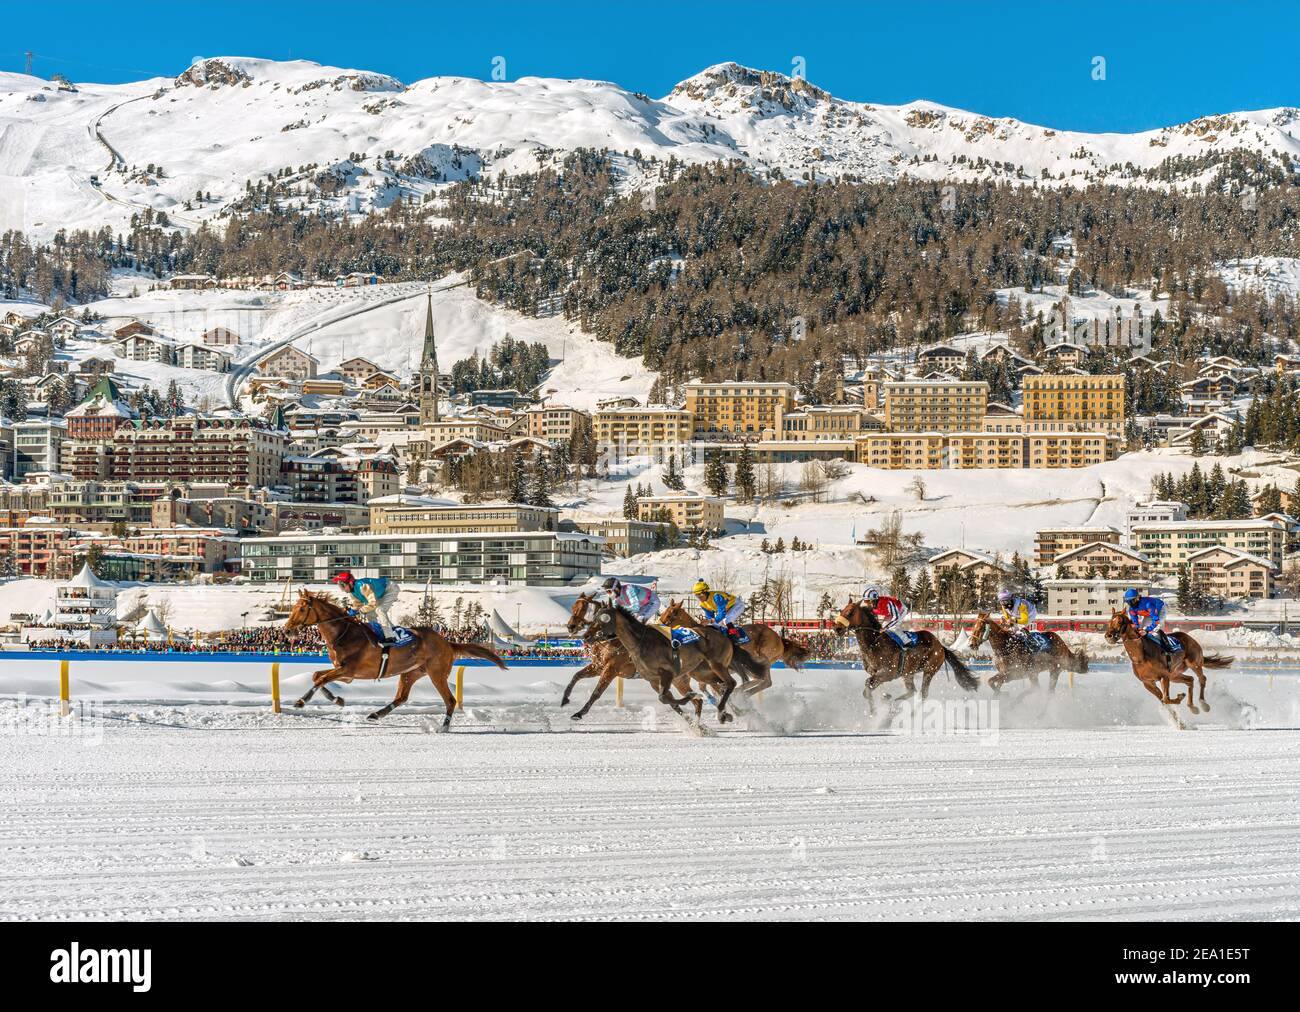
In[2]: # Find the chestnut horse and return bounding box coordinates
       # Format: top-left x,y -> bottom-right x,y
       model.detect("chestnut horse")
284,590 -> 506,729
1104,609 -> 1230,716
968,612 -> 1088,692
658,598 -> 811,695
560,592 -> 642,720
834,599 -> 979,713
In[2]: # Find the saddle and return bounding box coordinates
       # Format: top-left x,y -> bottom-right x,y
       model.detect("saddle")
649,624 -> 701,647
1021,631 -> 1051,654
360,623 -> 416,679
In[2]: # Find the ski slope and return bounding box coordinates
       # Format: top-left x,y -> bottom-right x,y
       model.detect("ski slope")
0,660 -> 1297,920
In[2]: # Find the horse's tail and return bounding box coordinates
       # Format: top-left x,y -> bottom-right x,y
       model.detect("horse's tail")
942,647 -> 980,692
1201,653 -> 1233,669
450,641 -> 508,669
780,636 -> 810,670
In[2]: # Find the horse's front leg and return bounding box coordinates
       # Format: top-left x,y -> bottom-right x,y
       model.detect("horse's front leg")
295,667 -> 343,708
561,662 -> 596,707
571,671 -> 616,720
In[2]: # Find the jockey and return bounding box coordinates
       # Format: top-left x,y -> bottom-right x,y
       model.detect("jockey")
863,586 -> 910,648
1124,588 -> 1176,657
332,571 -> 401,644
693,580 -> 746,644
602,576 -> 659,623
996,589 -> 1038,629
997,589 -> 1045,651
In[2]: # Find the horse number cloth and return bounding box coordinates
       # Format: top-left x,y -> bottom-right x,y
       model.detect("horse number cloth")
668,627 -> 701,646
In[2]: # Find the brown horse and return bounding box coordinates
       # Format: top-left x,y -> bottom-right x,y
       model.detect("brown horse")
658,598 -> 811,695
834,599 -> 979,714
584,601 -> 741,723
284,590 -> 506,729
1104,609 -> 1231,716
969,612 -> 1088,692
560,592 -> 642,720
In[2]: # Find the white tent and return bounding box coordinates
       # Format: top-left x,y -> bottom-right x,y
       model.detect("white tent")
137,609 -> 168,641
488,609 -> 531,649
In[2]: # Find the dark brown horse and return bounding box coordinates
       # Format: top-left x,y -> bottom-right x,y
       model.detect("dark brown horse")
584,601 -> 740,723
658,598 -> 811,695
834,599 -> 979,714
969,612 -> 1088,692
284,590 -> 506,729
1104,609 -> 1230,717
560,592 -> 642,720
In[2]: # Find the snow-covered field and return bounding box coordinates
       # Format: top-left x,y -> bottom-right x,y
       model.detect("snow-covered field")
2,658 -> 1298,920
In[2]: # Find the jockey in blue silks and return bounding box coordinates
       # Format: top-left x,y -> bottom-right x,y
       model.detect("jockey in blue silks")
1124,587 -> 1178,659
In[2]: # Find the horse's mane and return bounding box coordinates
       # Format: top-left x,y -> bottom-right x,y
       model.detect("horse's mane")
302,590 -> 349,616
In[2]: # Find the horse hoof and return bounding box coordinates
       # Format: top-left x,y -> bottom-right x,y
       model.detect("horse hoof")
570,712 -> 584,721
366,713 -> 381,722
720,712 -> 733,724
334,697 -> 345,707
293,700 -> 305,709
1188,705 -> 1200,715
1201,702 -> 1211,712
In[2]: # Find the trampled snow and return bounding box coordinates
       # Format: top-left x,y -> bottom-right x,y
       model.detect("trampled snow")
1,658 -> 1297,920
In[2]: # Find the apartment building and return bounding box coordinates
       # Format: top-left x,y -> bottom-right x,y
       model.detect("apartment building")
12,419 -> 66,478
1186,546 -> 1274,599
1022,374 -> 1126,436
1045,579 -> 1147,617
0,526 -> 77,578
569,517 -> 665,557
1126,500 -> 1189,544
1130,519 -> 1286,574
526,404 -> 591,443
1034,526 -> 1122,567
943,433 -> 1027,469
257,345 -> 319,381
1052,541 -> 1150,580
1025,432 -> 1119,467
883,380 -> 988,433
684,381 -> 797,439
368,501 -> 559,535
239,530 -> 603,586
636,494 -> 725,532
592,406 -> 693,453
108,416 -> 286,488
856,434 -> 946,469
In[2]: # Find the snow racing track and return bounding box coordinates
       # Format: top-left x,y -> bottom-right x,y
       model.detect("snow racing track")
1,654 -> 1299,920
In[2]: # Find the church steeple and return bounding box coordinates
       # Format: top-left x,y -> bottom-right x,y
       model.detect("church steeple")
418,290 -> 439,426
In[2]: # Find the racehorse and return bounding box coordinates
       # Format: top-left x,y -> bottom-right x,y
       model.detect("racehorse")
658,598 -> 811,695
834,599 -> 979,714
968,612 -> 1088,692
1104,609 -> 1230,716
284,589 -> 506,729
583,601 -> 745,724
560,592 -> 648,720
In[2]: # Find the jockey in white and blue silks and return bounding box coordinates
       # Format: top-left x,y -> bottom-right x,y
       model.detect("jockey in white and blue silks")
1124,588 -> 1177,657
602,577 -> 659,622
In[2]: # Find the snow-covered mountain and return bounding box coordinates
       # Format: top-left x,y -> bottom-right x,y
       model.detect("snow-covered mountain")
2,56 -> 1298,240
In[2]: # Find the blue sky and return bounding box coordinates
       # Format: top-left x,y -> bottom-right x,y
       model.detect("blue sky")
4,1 -> 1298,131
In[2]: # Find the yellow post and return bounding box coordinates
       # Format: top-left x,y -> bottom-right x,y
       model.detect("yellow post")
270,662 -> 281,714
59,659 -> 70,718
614,675 -> 624,708
455,665 -> 465,708
1068,670 -> 1075,695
